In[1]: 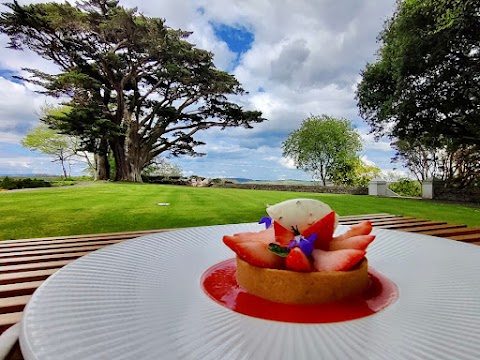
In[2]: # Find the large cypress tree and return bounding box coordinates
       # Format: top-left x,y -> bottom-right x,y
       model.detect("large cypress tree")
0,0 -> 265,181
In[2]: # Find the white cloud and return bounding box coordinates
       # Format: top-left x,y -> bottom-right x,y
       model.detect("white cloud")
0,154 -> 51,172
279,157 -> 296,170
0,77 -> 48,134
0,132 -> 22,144
0,0 -> 398,180
359,128 -> 393,152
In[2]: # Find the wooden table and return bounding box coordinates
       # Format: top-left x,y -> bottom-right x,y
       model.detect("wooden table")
1,213 -> 479,359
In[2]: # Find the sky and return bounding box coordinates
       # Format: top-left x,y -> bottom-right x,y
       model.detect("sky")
0,0 -> 402,180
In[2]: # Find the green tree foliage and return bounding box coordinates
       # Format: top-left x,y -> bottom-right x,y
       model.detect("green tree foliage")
356,0 -> 480,186
42,105 -> 110,180
21,125 -> 79,178
330,158 -> 380,187
388,178 -> 421,198
282,115 -> 362,186
40,105 -> 101,178
357,0 -> 480,143
0,0 -> 265,182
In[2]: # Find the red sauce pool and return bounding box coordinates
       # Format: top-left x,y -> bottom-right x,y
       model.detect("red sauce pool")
201,258 -> 398,324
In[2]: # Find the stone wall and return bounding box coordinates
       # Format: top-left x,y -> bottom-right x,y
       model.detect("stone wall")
215,183 -> 368,195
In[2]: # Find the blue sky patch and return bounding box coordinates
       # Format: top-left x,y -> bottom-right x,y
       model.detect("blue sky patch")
0,69 -> 22,84
210,22 -> 254,68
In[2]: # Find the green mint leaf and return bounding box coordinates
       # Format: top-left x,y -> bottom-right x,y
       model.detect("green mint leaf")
269,243 -> 289,257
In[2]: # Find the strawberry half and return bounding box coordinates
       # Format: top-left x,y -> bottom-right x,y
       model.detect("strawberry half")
302,211 -> 336,250
333,221 -> 372,242
312,249 -> 366,271
286,248 -> 312,272
223,227 -> 275,251
273,221 -> 295,246
329,234 -> 376,251
234,241 -> 284,269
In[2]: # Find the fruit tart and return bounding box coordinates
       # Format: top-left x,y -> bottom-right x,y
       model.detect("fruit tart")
222,198 -> 376,304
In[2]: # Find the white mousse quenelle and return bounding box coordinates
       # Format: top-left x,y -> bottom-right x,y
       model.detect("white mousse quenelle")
266,198 -> 339,234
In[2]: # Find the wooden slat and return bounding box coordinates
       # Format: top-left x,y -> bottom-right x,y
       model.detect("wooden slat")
0,244 -> 116,259
448,233 -> 480,242
370,219 -> 430,227
0,239 -> 124,254
368,217 -> 425,224
0,235 -> 131,249
0,232 -> 154,248
0,251 -> 91,266
405,223 -> 467,233
0,229 -> 172,244
375,221 -> 447,230
0,281 -> 44,298
0,312 -> 22,327
420,226 -> 480,237
0,295 -> 31,313
341,217 -> 423,226
1,260 -> 72,273
0,268 -> 59,285
338,213 -> 400,221
0,312 -> 22,332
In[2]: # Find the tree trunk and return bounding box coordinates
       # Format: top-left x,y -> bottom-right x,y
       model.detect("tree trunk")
60,157 -> 68,179
95,153 -> 109,180
125,118 -> 145,183
62,163 -> 68,178
110,136 -> 130,181
129,164 -> 143,182
95,137 -> 110,180
110,120 -> 147,182
125,142 -> 145,183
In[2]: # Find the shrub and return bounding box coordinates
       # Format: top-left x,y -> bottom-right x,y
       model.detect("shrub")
0,176 -> 17,189
388,178 -> 421,197
52,180 -> 75,187
0,177 -> 51,190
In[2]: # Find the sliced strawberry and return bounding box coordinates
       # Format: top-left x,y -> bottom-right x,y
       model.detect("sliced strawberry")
329,234 -> 376,251
312,249 -> 366,271
333,221 -> 372,242
222,235 -> 239,251
302,211 -> 336,250
273,221 -> 295,246
286,248 -> 312,272
234,227 -> 275,243
234,241 -> 284,269
223,227 -> 274,251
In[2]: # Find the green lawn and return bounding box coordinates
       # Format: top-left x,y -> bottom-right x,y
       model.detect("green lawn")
0,182 -> 479,240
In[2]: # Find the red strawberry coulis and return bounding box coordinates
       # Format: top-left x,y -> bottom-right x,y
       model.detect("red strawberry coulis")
201,258 -> 398,324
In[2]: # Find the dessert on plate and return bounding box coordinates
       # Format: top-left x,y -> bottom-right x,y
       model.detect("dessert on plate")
222,198 -> 376,304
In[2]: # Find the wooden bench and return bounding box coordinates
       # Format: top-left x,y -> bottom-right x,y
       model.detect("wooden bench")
1,213 -> 480,359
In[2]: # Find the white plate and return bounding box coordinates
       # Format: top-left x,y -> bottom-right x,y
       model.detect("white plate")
20,224 -> 480,360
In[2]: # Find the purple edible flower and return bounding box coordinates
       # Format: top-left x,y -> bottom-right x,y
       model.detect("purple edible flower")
299,239 -> 314,256
258,216 -> 272,229
286,234 -> 317,257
